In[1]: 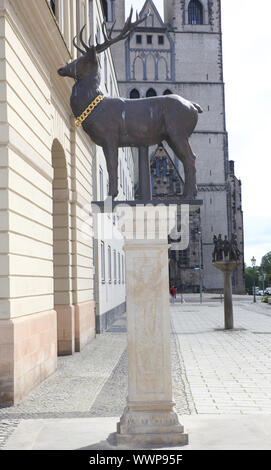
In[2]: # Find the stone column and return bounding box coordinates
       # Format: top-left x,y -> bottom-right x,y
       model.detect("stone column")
213,261 -> 238,330
224,269 -> 233,330
116,205 -> 188,447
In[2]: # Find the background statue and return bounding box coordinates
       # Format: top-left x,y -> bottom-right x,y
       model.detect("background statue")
212,235 -> 218,262
58,8 -> 202,200
230,233 -> 241,261
212,233 -> 241,262
216,234 -> 224,261
223,235 -> 230,259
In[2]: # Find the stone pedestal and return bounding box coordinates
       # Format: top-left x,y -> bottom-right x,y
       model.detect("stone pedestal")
115,205 -> 188,447
213,261 -> 238,330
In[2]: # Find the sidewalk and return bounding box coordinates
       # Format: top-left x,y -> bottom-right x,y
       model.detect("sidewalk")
1,298 -> 271,450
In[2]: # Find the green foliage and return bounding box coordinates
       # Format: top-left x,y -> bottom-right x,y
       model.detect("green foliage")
245,266 -> 260,294
262,296 -> 269,304
262,251 -> 271,274
245,251 -> 271,292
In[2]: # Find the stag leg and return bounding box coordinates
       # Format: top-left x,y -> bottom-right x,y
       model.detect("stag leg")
167,136 -> 197,199
103,144 -> 119,200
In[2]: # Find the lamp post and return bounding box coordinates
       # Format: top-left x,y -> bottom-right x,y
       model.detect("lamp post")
198,230 -> 202,304
261,261 -> 265,296
251,256 -> 256,303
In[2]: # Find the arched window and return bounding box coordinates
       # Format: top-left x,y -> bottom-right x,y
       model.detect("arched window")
130,89 -> 140,99
146,53 -> 156,81
133,56 -> 144,80
163,89 -> 173,95
188,0 -> 203,25
157,57 -> 168,81
146,88 -> 157,97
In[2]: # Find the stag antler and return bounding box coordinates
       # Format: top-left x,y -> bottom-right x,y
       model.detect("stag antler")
95,7 -> 150,54
73,25 -> 89,54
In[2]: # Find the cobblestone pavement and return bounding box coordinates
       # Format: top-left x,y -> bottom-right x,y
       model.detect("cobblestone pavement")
1,299 -> 271,448
172,300 -> 271,415
0,313 -> 190,448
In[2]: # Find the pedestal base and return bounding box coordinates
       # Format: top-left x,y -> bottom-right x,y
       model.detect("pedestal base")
110,204 -> 192,448
117,405 -> 188,447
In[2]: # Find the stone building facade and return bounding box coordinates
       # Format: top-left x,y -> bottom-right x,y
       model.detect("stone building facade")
0,0 -> 134,405
104,0 -> 245,293
228,161 -> 245,293
150,145 -> 201,292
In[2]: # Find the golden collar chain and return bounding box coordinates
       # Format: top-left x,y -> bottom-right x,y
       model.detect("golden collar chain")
75,95 -> 104,127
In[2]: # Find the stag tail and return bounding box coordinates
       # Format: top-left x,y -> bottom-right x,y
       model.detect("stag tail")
193,102 -> 203,113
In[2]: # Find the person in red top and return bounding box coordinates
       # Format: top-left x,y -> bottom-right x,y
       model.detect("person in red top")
170,286 -> 177,303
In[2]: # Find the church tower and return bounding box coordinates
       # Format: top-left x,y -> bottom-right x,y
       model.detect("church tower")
106,0 -> 245,293
162,0 -> 234,290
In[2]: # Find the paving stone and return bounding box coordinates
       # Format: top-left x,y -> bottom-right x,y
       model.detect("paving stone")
172,301 -> 271,416
2,300 -> 271,446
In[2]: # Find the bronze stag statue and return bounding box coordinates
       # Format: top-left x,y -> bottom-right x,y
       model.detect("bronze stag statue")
58,9 -> 202,200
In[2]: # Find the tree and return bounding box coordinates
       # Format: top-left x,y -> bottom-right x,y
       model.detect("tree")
262,251 -> 271,274
261,252 -> 271,288
245,265 -> 260,294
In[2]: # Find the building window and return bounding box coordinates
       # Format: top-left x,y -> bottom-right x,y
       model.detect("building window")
101,0 -> 108,21
146,88 -> 157,97
99,166 -> 104,201
118,253 -> 121,284
158,35 -> 164,45
119,160 -> 122,187
96,24 -> 100,44
156,159 -> 160,177
136,35 -> 142,44
130,88 -> 140,99
49,0 -> 64,33
103,0 -> 114,22
113,250 -> 117,284
163,89 -> 173,95
50,0 -> 56,15
101,242 -> 105,283
178,249 -> 189,267
188,0 -> 203,25
104,54 -> 107,89
108,245 -> 112,282
147,35 -> 153,45
122,254 -> 125,284
169,174 -> 174,194
162,159 -> 167,177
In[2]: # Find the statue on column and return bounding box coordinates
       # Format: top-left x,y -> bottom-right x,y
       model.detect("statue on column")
212,233 -> 241,262
57,8 -> 202,200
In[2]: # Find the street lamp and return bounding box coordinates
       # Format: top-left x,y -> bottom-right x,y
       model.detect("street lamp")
198,231 -> 202,304
251,256 -> 256,303
261,260 -> 265,296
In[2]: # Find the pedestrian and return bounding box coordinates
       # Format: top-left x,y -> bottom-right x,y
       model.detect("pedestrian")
170,286 -> 177,303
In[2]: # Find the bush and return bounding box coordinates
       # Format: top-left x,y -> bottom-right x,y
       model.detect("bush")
262,296 -> 269,303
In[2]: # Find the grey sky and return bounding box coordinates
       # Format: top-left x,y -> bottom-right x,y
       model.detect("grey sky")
125,0 -> 271,266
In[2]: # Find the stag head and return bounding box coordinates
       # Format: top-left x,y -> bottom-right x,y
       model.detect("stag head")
58,7 -> 149,80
